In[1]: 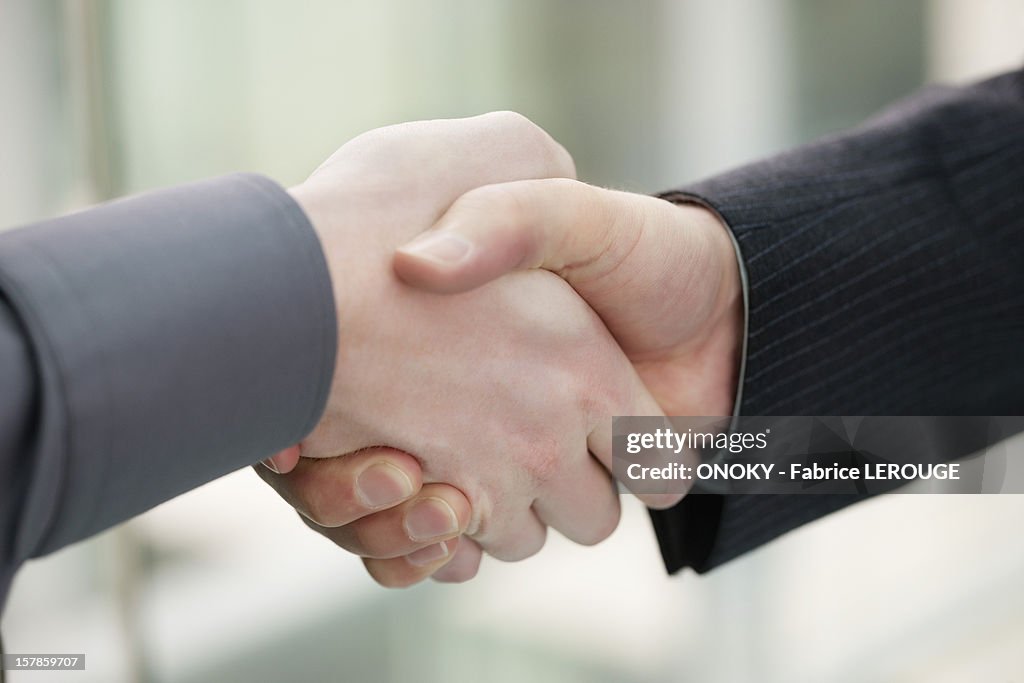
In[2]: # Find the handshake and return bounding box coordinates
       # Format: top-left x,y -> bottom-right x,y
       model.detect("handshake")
254,112 -> 743,587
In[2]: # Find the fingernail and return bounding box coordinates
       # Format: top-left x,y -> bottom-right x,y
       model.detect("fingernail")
404,497 -> 460,541
399,232 -> 471,264
406,541 -> 450,567
356,462 -> 415,508
260,458 -> 281,474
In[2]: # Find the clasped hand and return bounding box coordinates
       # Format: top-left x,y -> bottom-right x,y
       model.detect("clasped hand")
255,112 -> 742,586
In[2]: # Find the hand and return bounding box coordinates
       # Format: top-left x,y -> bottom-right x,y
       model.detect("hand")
394,180 -> 743,418
317,180 -> 743,586
255,447 -> 476,586
257,114 -> 682,585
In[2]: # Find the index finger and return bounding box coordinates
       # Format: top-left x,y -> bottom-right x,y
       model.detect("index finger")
254,448 -> 424,527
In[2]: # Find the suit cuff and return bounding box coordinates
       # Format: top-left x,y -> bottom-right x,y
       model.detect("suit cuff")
646,191 -> 751,574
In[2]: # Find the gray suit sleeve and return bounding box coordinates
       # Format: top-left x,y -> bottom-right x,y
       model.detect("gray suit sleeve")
0,174 -> 336,606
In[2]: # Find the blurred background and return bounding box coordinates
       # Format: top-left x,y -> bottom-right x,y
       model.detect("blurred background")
2,0 -> 1023,681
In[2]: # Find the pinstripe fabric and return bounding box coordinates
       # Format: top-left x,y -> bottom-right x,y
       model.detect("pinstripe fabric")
650,69 -> 1024,573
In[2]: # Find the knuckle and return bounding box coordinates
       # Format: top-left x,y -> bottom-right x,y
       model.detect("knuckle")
491,192 -> 532,243
483,111 -> 572,178
508,527 -> 548,561
364,560 -> 421,589
456,184 -> 535,252
461,183 -> 526,220
350,521 -> 387,558
486,109 -> 536,133
576,506 -> 621,546
474,520 -> 547,562
549,142 -> 577,179
298,477 -> 350,528
525,444 -> 563,485
507,429 -> 566,487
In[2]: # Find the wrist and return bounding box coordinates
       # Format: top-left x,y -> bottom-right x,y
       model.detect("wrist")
686,204 -> 744,415
288,181 -> 354,360
288,182 -> 334,266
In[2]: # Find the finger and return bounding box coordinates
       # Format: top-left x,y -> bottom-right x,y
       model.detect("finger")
588,371 -> 693,510
432,537 -> 483,583
362,537 -> 461,588
394,180 -> 702,356
394,178 -> 592,293
304,483 -> 472,558
532,452 -> 621,546
470,504 -> 547,562
260,445 -> 301,474
394,178 -> 637,293
255,448 -> 421,528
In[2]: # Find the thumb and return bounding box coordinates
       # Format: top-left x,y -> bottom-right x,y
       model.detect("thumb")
393,179 -> 704,358
394,178 -> 628,295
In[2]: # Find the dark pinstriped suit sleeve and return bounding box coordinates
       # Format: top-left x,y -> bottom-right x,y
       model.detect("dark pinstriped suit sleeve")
0,174 -> 336,607
650,69 -> 1024,573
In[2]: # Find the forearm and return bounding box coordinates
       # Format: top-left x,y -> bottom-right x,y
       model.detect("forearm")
0,175 -> 336,607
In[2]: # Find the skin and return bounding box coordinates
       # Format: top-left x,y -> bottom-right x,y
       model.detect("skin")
255,113 -> 683,586
381,179 -> 743,584
396,180 -> 742,419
